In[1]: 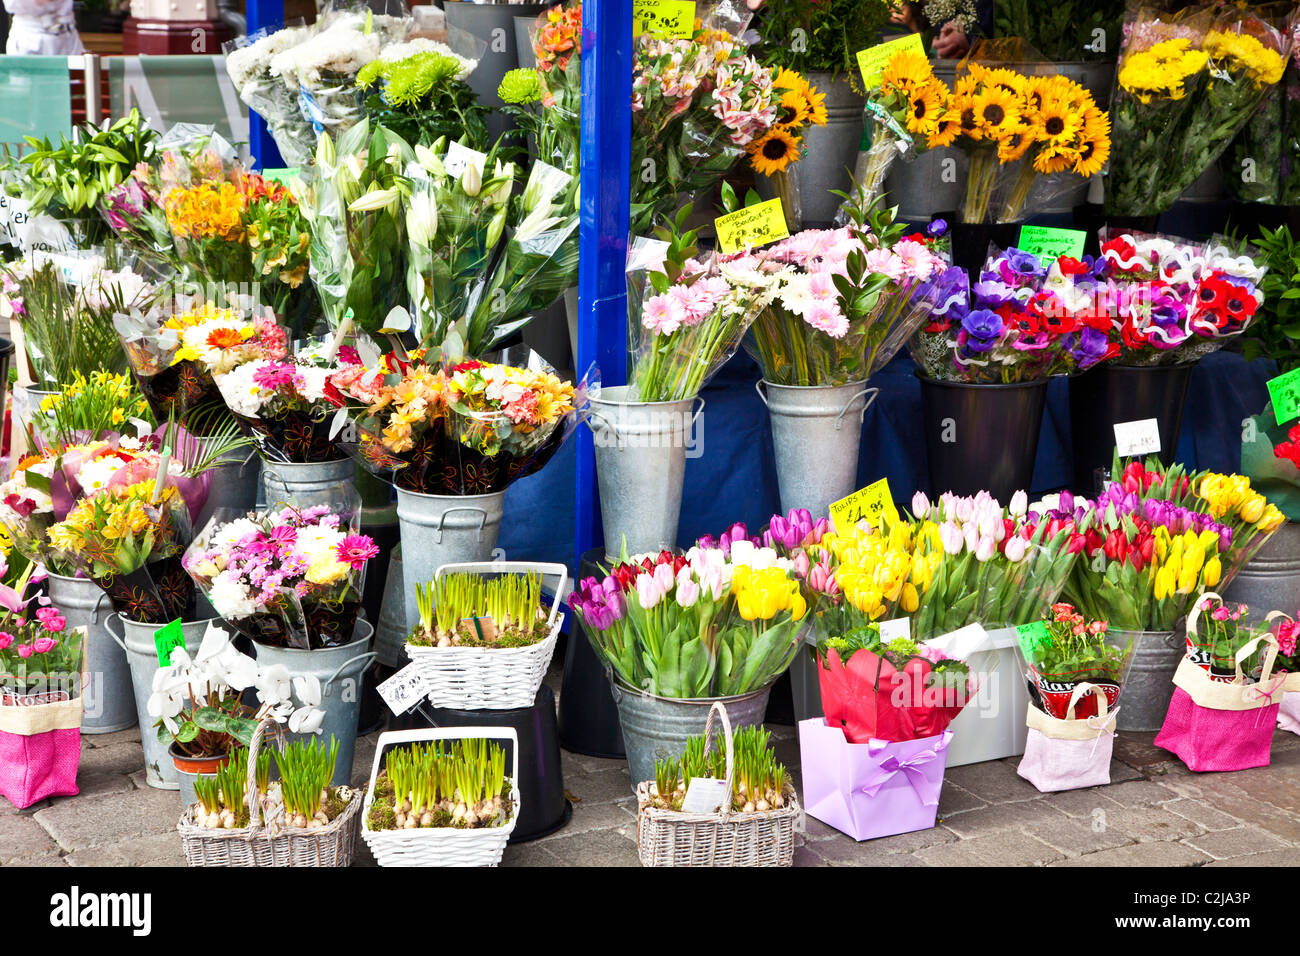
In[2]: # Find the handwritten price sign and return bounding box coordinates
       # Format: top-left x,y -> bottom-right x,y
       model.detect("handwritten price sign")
714,199 -> 789,254
855,33 -> 926,89
1267,368 -> 1300,425
829,477 -> 899,533
633,0 -> 695,39
154,619 -> 187,668
1017,225 -> 1086,263
1113,418 -> 1161,458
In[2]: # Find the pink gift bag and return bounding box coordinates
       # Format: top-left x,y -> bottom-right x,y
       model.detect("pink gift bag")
1018,683 -> 1117,793
798,718 -> 951,842
1154,632 -> 1284,774
0,690 -> 83,809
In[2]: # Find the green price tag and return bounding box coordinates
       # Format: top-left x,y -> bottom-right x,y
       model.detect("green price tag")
1015,621 -> 1052,658
154,618 -> 186,668
1017,225 -> 1087,263
855,33 -> 926,90
1267,367 -> 1300,425
261,167 -> 300,185
713,199 -> 789,254
632,0 -> 695,39
830,477 -> 899,533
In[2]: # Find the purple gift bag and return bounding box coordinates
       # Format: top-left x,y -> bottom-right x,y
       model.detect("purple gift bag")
798,718 -> 951,842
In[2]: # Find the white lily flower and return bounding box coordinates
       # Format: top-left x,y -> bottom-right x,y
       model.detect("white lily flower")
406,190 -> 438,246
348,187 -> 400,213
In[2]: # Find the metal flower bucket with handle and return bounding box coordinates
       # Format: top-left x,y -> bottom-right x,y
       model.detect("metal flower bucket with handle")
47,572 -> 134,734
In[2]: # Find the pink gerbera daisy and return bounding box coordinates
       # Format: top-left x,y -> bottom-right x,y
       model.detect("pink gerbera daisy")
336,534 -> 380,569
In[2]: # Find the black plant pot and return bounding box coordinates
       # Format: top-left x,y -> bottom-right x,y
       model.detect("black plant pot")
418,684 -> 571,843
918,372 -> 1048,502
1101,214 -> 1161,237
1068,363 -> 1195,495
557,546 -> 625,758
938,210 -> 1022,276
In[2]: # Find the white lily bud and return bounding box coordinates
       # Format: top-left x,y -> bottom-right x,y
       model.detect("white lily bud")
414,143 -> 446,179
348,186 -> 400,213
485,206 -> 508,249
406,190 -> 438,246
461,162 -> 482,197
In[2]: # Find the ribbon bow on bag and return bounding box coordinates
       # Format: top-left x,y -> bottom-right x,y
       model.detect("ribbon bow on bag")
859,732 -> 952,806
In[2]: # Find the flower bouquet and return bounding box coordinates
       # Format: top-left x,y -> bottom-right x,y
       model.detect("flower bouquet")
46,476 -> 197,625
749,67 -> 828,231
356,42 -> 486,150
224,25 -> 318,167
340,351 -> 579,495
29,371 -> 151,450
857,50 -> 956,204
183,504 -> 377,650
1242,405 -> 1300,522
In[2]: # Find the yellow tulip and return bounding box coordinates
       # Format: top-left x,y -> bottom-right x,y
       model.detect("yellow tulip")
1239,494 -> 1265,524
1203,555 -> 1221,588
901,582 -> 919,613
1154,566 -> 1175,601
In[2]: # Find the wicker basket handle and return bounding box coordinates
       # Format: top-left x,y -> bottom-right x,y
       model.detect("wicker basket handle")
701,701 -> 735,815
243,717 -> 285,837
433,561 -> 570,630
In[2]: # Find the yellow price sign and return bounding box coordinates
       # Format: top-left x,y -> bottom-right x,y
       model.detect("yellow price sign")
633,0 -> 696,39
713,199 -> 790,255
829,478 -> 899,534
855,33 -> 926,89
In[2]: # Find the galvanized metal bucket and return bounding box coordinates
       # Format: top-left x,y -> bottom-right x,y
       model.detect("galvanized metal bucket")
757,380 -> 875,520
373,546 -> 409,669
1224,523 -> 1300,627
395,488 -> 507,632
1114,627 -> 1184,732
108,616 -> 218,790
772,70 -> 864,226
194,439 -> 260,532
609,677 -> 773,788
250,620 -> 376,787
261,458 -> 357,511
587,385 -> 704,562
47,573 -> 135,734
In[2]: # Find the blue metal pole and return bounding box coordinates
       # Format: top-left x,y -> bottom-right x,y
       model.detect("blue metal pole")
243,0 -> 285,169
575,0 -> 631,572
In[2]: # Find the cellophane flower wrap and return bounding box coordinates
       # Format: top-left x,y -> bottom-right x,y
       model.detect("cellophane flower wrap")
1106,7 -> 1289,215
0,430 -> 214,577
1015,602 -> 1134,720
225,25 -> 317,167
857,51 -> 954,204
909,248 -> 1115,383
736,198 -> 951,387
1096,230 -> 1269,365
906,490 -> 1085,640
46,478 -> 196,625
303,120 -> 412,337
269,8 -> 412,144
567,542 -> 809,699
184,503 -> 378,650
815,624 -> 974,744
216,339 -> 364,464
114,300 -> 289,433
1242,406 -> 1300,521
338,348 -> 580,495
1060,482 -> 1232,631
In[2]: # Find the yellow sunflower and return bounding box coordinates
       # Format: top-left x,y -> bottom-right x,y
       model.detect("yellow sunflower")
927,109 -> 962,148
1033,142 -> 1082,175
997,128 -> 1033,163
905,83 -> 946,137
881,51 -> 934,95
804,81 -> 828,126
1073,106 -> 1112,177
1033,96 -> 1084,148
779,88 -> 812,128
974,85 -> 1022,138
747,126 -> 803,176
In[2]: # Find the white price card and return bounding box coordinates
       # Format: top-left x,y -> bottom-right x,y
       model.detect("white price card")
376,663 -> 433,716
878,618 -> 910,642
443,141 -> 487,179
680,776 -> 730,813
1113,418 -> 1161,458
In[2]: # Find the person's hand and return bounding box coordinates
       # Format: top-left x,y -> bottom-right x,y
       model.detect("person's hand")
890,3 -> 922,31
932,20 -> 970,59
746,0 -> 764,9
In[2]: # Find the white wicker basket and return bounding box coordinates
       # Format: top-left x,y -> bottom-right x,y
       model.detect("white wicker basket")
360,727 -> 521,867
405,561 -> 568,710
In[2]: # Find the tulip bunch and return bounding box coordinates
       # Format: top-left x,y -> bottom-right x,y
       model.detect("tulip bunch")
906,490 -> 1085,639
1063,491 -> 1227,632
760,508 -> 832,557
1193,472 -> 1285,573
568,544 -> 809,699
809,519 -> 926,636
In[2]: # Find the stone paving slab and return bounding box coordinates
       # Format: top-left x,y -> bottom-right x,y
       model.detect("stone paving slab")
5,679 -> 1300,867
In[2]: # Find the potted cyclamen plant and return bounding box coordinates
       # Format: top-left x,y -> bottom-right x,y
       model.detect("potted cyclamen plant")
149,622 -> 326,809
0,564 -> 86,809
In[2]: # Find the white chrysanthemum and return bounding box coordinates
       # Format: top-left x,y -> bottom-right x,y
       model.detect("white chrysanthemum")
209,570 -> 259,619
296,365 -> 329,404
211,517 -> 261,549
218,359 -> 271,418
293,524 -> 345,567
273,21 -> 383,89
226,25 -> 311,92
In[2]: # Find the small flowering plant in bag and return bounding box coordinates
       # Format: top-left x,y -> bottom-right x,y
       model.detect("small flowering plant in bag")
0,565 -> 80,703
1186,594 -> 1270,681
1017,603 -> 1132,719
183,504 -> 378,650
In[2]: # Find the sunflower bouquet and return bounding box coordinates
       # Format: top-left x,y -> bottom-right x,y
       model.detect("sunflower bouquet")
47,477 -> 197,625
113,300 -> 289,433
856,50 -> 956,204
338,351 -> 579,495
749,67 -> 828,230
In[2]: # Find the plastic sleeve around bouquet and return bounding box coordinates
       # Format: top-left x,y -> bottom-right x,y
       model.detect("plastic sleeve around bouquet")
628,258 -> 777,402
631,112 -> 747,236
112,309 -> 225,429
906,266 -> 972,381
463,163 -> 579,355
223,25 -> 317,168
712,613 -> 805,697
855,103 -> 917,206
1223,82 -> 1283,204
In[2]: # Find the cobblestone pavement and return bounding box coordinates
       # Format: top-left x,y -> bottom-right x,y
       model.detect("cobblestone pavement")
6,702 -> 1300,867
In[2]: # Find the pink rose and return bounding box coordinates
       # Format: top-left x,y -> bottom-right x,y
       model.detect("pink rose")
15,644 -> 33,659
0,632 -> 12,651
32,637 -> 57,654
36,607 -> 66,632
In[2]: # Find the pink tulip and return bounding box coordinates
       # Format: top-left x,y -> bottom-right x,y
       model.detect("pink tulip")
1003,535 -> 1028,563
636,573 -> 664,610
939,522 -> 964,556
975,535 -> 997,562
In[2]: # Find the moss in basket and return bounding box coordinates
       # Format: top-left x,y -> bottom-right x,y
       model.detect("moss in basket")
649,726 -> 791,814
407,571 -> 550,649
370,739 -> 513,830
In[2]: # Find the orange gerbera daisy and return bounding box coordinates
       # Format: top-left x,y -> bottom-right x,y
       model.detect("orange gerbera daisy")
206,327 -> 245,350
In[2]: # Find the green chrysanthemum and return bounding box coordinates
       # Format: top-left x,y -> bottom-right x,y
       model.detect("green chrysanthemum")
358,52 -> 464,108
498,68 -> 542,106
